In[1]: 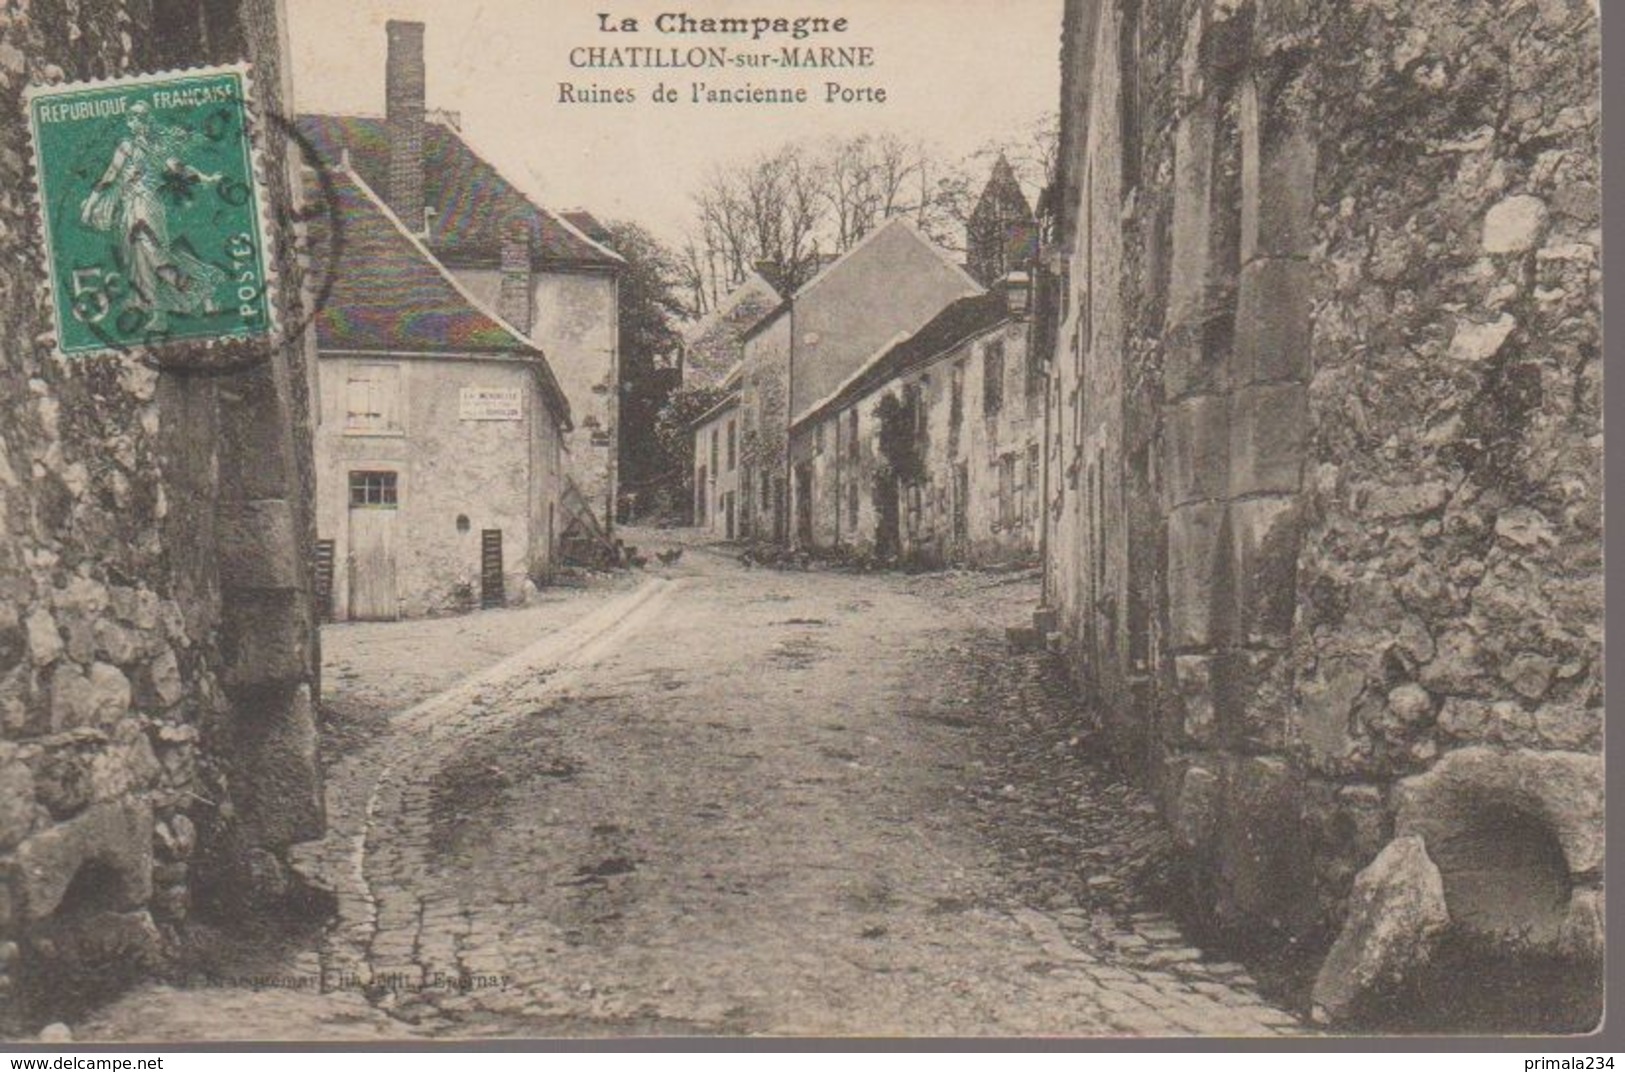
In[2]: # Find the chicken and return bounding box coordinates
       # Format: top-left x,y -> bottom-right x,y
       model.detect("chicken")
656,547 -> 684,567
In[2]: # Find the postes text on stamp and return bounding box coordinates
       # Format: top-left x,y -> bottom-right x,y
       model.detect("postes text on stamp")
26,65 -> 272,357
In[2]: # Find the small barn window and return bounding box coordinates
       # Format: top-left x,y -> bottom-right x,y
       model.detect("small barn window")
349,471 -> 398,507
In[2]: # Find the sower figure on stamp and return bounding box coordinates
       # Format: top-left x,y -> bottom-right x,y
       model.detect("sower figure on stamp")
80,99 -> 228,330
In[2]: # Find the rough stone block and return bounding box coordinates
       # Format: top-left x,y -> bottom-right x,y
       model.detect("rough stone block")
1449,314 -> 1517,364
1163,395 -> 1228,508
1169,102 -> 1215,329
1558,888 -> 1604,964
91,619 -> 138,665
1215,755 -> 1310,936
1215,647 -> 1293,751
48,663 -> 131,732
1310,835 -> 1450,1025
1172,762 -> 1219,850
1229,384 -> 1307,497
1242,115 -> 1315,263
1335,784 -> 1392,872
228,683 -> 323,850
25,610 -> 61,667
218,499 -> 300,591
220,590 -> 311,690
0,762 -> 34,850
1534,701 -> 1602,750
1419,627 -> 1489,696
1163,319 -> 1227,401
13,798 -> 153,921
1252,0 -> 1313,43
25,908 -> 163,996
1167,502 -> 1226,651
1393,747 -> 1603,879
1227,495 -> 1301,645
1300,656 -> 1365,766
1483,195 -> 1550,254
1233,259 -> 1311,385
135,647 -> 186,710
1174,655 -> 1215,745
33,748 -> 91,819
217,370 -> 295,501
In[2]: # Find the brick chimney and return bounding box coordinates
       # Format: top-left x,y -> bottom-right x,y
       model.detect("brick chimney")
385,20 -> 427,230
498,216 -> 533,334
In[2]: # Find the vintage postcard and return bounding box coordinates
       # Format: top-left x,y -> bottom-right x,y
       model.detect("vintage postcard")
0,0 -> 1604,1047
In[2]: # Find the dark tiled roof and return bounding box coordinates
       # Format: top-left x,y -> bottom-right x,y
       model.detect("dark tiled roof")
562,210 -> 612,245
794,291 -> 1013,429
296,114 -> 622,270
739,300 -> 791,342
306,166 -> 572,426
688,385 -> 741,432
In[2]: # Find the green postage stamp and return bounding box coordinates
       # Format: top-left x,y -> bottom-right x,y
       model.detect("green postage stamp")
25,64 -> 273,357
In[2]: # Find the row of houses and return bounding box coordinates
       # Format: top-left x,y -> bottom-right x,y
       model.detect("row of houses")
681,0 -> 1603,1024
688,159 -> 1043,567
299,20 -> 624,621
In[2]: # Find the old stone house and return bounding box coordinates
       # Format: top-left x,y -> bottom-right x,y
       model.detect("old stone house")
735,218 -> 984,543
1039,0 -> 1601,1026
790,280 -> 1040,565
678,269 -> 783,388
297,20 -> 623,541
0,0 -> 324,1027
689,371 -> 741,540
306,167 -> 572,621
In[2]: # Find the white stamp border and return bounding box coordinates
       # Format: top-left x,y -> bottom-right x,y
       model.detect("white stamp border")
23,61 -> 284,365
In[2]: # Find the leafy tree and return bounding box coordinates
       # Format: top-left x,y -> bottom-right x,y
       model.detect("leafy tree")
605,220 -> 687,520
651,382 -> 732,523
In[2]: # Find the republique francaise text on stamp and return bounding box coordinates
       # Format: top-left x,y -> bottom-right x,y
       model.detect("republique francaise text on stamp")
25,64 -> 272,357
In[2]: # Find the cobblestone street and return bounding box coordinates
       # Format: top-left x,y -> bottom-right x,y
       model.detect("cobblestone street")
83,539 -> 1309,1039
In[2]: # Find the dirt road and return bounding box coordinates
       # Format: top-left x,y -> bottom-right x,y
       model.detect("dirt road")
82,540 -> 1307,1039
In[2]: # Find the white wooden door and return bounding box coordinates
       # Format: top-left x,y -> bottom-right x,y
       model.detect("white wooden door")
347,471 -> 399,620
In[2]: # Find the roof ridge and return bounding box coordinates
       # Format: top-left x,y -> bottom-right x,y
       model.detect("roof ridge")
339,162 -> 543,357
327,163 -> 574,428
791,292 -> 1011,429
432,121 -> 626,265
792,215 -> 983,301
542,201 -> 626,264
680,270 -> 784,345
294,113 -> 622,269
792,329 -> 913,427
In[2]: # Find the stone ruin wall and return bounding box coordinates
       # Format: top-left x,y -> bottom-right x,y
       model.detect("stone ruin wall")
1049,0 -> 1601,1021
0,0 -> 323,1027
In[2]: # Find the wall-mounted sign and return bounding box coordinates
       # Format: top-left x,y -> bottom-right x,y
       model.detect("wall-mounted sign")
459,386 -> 523,421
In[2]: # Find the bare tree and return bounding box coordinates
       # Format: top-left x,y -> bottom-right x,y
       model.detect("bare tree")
678,114 -> 1058,314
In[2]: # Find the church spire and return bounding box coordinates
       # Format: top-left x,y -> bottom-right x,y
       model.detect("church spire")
966,155 -> 1038,287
